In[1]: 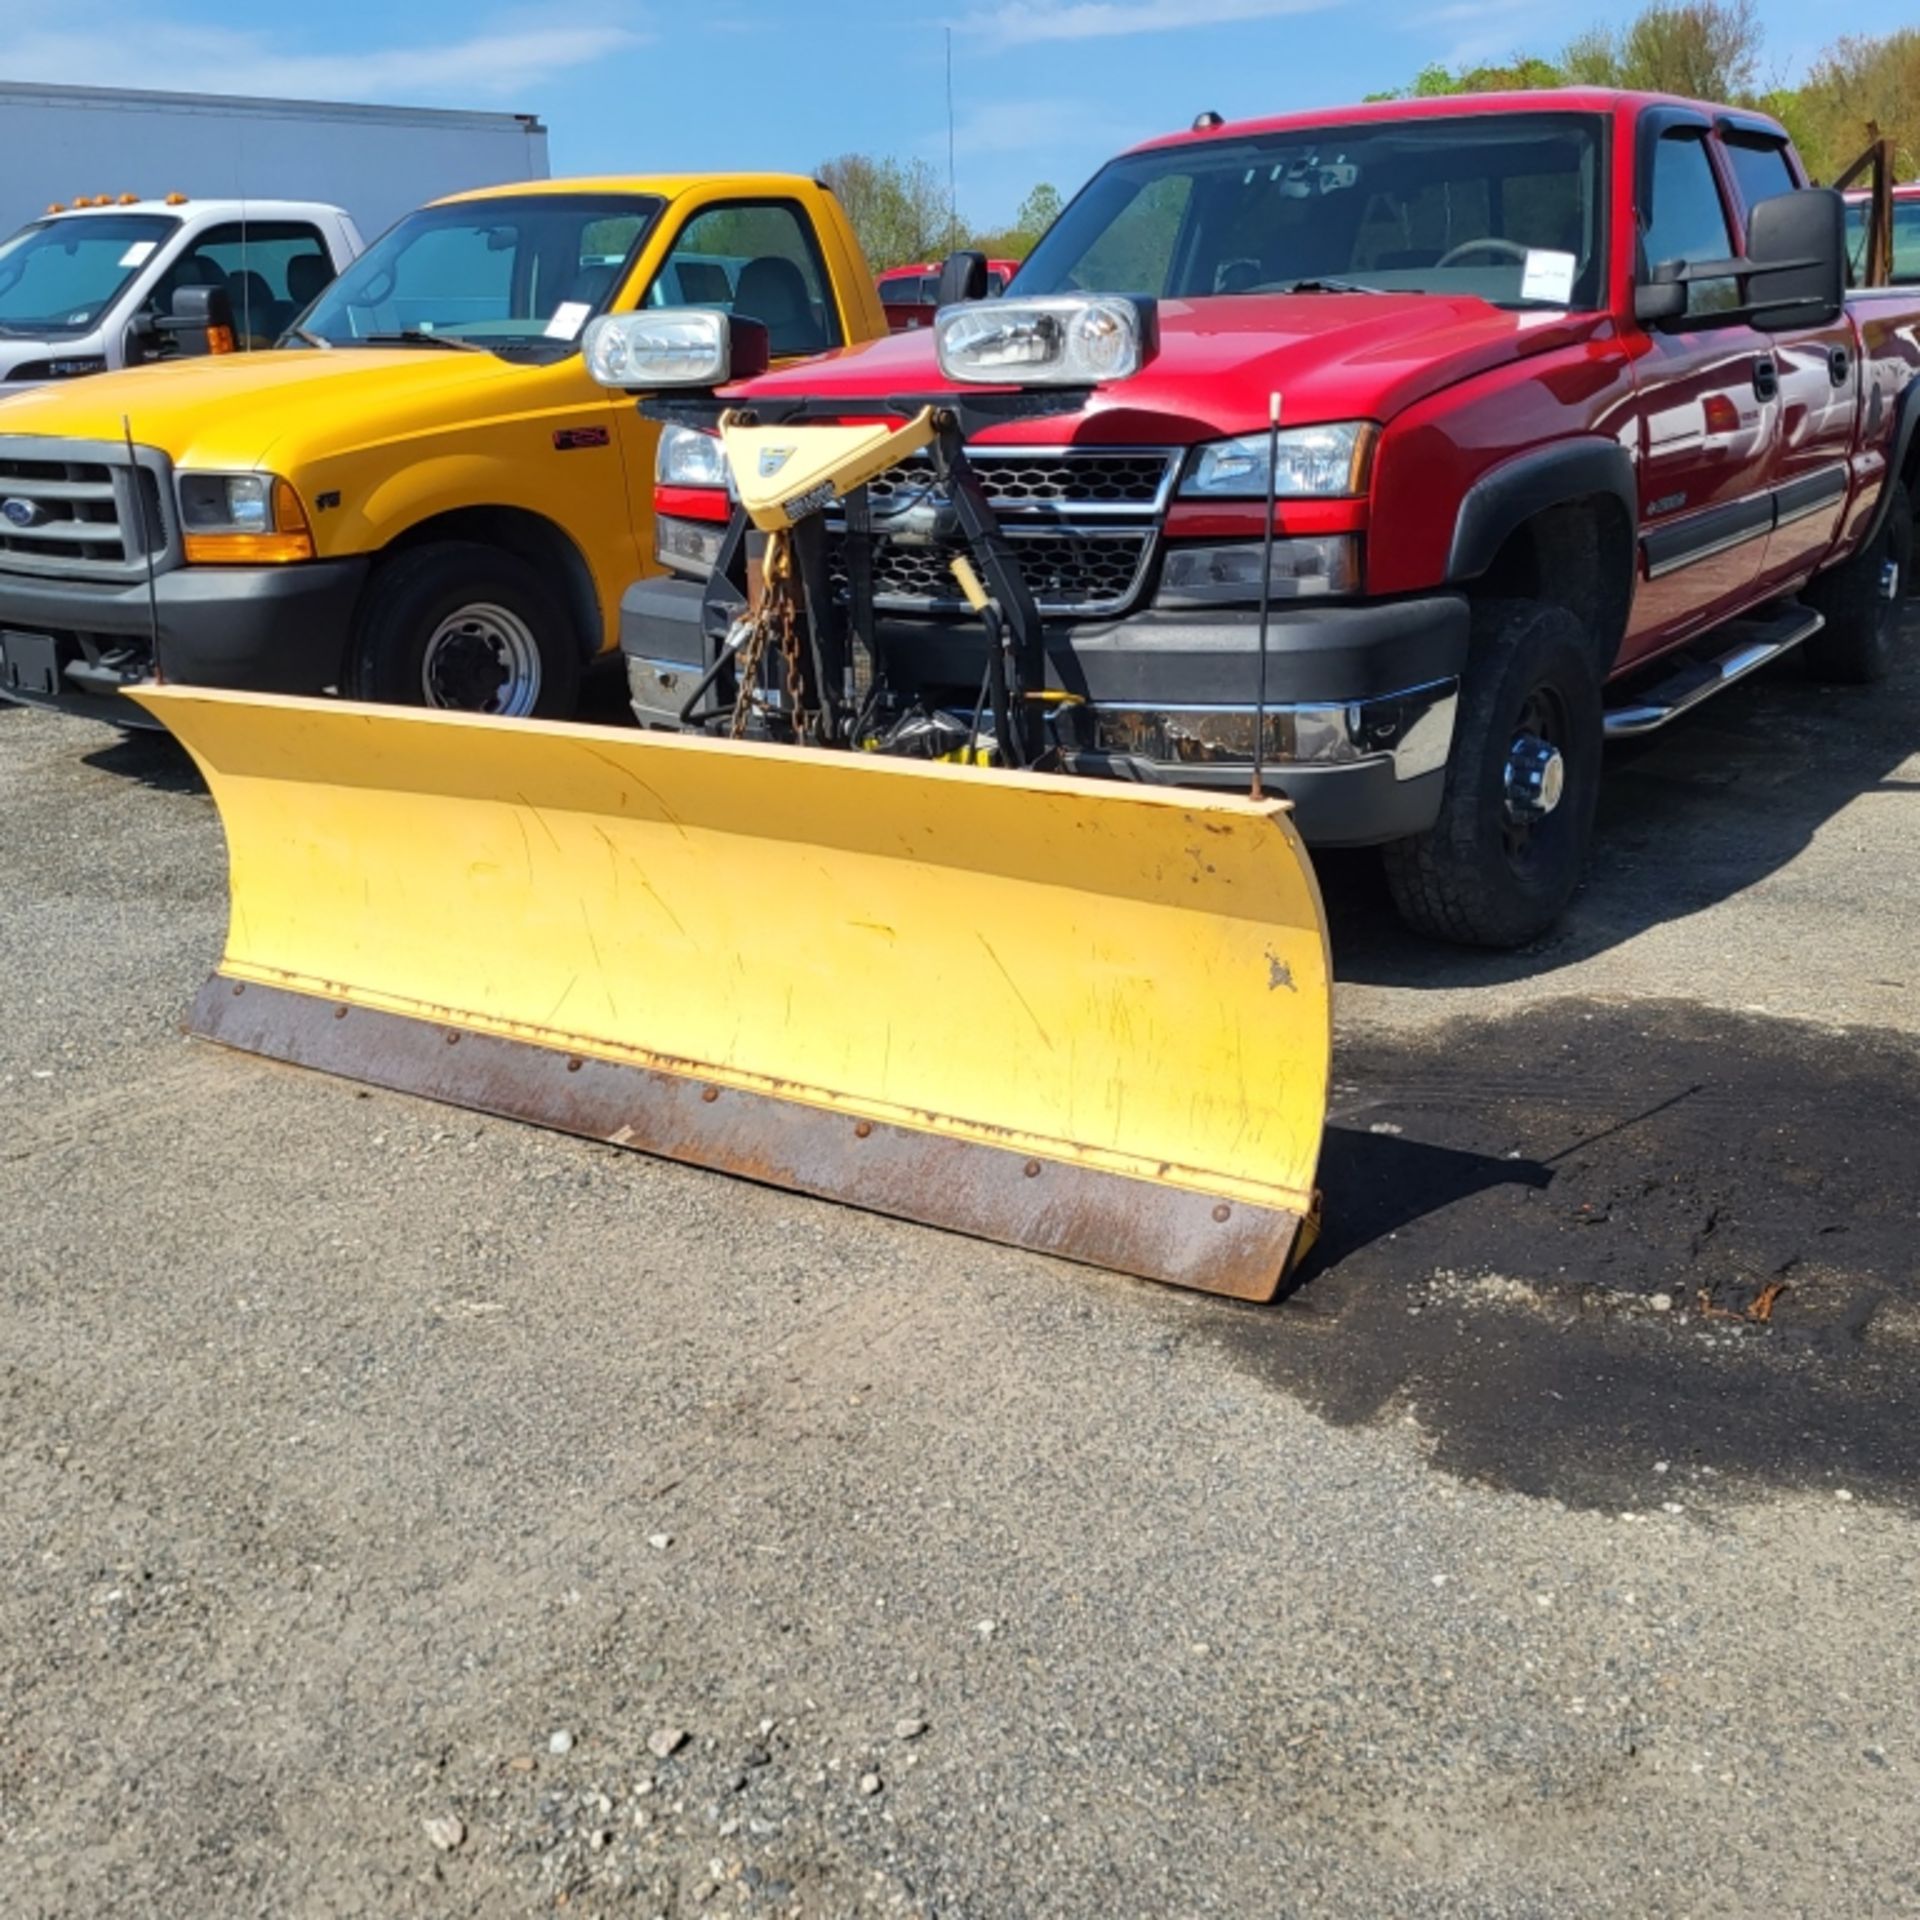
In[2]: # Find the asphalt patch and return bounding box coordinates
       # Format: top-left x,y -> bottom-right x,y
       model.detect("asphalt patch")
1205,998 -> 1920,1513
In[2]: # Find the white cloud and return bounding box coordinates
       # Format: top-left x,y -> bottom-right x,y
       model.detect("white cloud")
958,0 -> 1336,47
3,13 -> 645,104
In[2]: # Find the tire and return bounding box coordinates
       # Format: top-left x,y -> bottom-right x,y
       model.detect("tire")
346,541 -> 582,718
1382,598 -> 1603,949
1801,481 -> 1911,685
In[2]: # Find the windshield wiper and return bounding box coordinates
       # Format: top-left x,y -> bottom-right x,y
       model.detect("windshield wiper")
1277,278 -> 1389,295
286,326 -> 331,349
359,330 -> 488,353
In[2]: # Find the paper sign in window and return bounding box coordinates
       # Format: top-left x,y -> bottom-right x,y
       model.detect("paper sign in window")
545,302 -> 592,340
1520,250 -> 1576,305
119,241 -> 159,268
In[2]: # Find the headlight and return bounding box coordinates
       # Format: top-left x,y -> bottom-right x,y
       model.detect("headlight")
1181,423 -> 1375,499
1157,536 -> 1360,605
657,424 -> 729,489
585,309 -> 769,389
176,471 -> 313,563
935,295 -> 1154,387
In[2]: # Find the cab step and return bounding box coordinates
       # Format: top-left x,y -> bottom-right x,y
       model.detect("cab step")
1603,604 -> 1824,738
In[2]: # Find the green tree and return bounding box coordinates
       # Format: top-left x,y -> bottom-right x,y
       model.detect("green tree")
817,153 -> 957,271
1795,28 -> 1920,179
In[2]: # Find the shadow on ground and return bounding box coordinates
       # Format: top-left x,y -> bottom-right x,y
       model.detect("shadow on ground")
1326,625 -> 1920,985
1201,997 -> 1920,1514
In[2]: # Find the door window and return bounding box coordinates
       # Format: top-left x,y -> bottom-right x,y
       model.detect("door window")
648,203 -> 840,357
1721,137 -> 1796,219
149,221 -> 331,348
1643,134 -> 1739,316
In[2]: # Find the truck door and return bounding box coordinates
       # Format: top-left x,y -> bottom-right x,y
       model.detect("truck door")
1622,117 -> 1778,665
1717,127 -> 1858,594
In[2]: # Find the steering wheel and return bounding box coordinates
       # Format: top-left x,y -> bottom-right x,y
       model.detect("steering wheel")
1434,237 -> 1532,268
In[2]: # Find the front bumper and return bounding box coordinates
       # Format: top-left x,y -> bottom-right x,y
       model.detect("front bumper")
0,558 -> 370,728
620,578 -> 1467,847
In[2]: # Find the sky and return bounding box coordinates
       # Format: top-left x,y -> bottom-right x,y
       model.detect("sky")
4,0 -> 1913,226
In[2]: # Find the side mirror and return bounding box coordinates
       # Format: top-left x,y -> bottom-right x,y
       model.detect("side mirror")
936,250 -> 988,308
1633,263 -> 1688,327
1746,187 -> 1844,333
123,312 -> 162,364
159,285 -> 237,356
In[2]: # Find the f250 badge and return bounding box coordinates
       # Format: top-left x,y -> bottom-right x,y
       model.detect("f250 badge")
1,498 -> 48,530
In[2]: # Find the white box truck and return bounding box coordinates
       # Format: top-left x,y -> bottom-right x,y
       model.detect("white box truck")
0,82 -> 549,239
0,83 -> 550,397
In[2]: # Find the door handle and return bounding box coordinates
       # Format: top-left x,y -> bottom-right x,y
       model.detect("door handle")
1752,356 -> 1779,403
1827,345 -> 1852,387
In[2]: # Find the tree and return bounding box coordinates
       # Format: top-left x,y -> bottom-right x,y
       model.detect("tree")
1794,28 -> 1920,180
1015,183 -> 1064,238
817,153 -> 957,271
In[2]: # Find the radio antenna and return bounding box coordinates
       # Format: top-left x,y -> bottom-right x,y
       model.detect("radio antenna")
123,414 -> 165,684
1251,390 -> 1281,801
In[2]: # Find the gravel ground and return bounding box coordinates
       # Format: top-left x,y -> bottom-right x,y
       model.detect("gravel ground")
3,626 -> 1918,1918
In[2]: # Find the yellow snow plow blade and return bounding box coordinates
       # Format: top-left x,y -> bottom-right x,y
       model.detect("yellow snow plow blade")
133,685 -> 1331,1299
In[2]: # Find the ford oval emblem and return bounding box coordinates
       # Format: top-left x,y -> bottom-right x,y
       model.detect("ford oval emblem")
0,496 -> 46,530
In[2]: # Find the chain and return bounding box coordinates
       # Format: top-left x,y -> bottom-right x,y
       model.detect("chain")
728,531 -> 810,740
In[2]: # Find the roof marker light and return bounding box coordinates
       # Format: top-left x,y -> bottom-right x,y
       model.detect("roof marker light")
1193,110 -> 1224,131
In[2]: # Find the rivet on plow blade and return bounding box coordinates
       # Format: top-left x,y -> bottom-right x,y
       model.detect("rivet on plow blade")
132,688 -> 1332,1302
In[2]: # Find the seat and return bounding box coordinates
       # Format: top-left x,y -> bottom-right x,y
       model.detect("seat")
676,260 -> 732,305
285,251 -> 332,313
230,269 -> 281,344
733,255 -> 828,356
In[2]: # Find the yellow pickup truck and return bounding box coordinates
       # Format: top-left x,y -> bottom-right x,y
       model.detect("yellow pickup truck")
0,174 -> 883,724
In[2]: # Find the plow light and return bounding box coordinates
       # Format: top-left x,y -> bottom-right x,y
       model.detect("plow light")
585,309 -> 769,390
935,295 -> 1154,387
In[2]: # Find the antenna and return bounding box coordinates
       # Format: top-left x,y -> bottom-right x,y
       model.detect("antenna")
945,27 -> 957,247
1251,391 -> 1281,802
124,414 -> 165,685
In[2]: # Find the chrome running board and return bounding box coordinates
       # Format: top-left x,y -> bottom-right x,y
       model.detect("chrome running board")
1604,605 -> 1825,739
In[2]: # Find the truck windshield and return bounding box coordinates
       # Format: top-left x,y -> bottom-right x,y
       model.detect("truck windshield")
0,213 -> 180,336
296,193 -> 664,353
1013,112 -> 1605,310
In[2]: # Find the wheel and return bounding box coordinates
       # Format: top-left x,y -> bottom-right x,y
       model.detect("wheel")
1801,481 -> 1911,685
346,542 -> 581,718
1382,598 -> 1603,948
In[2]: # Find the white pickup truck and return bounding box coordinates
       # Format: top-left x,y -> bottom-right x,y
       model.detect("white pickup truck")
0,198 -> 363,398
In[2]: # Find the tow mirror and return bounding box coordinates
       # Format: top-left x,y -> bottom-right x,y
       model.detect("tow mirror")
1633,261 -> 1688,326
1746,187 -> 1844,333
936,250 -> 989,308
159,285 -> 237,356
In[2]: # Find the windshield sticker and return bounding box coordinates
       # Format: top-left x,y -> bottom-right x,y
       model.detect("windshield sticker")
545,301 -> 591,341
1520,249 -> 1576,305
118,240 -> 159,269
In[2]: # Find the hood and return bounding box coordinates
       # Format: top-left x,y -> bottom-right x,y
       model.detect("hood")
0,347 -> 538,469
741,293 -> 1606,444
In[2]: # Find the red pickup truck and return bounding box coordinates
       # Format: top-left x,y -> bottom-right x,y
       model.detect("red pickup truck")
622,90 -> 1920,945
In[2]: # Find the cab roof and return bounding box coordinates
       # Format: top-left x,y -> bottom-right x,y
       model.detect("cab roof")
41,197 -> 342,218
1131,87 -> 1785,155
436,172 -> 826,207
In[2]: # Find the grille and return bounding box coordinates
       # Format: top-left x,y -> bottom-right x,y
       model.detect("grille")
832,527 -> 1153,617
0,443 -> 169,580
863,448 -> 1174,516
832,444 -> 1172,617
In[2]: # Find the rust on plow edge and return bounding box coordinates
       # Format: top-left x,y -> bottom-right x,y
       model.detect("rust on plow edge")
190,977 -> 1307,1301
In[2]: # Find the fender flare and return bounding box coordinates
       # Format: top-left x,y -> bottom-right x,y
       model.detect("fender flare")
1445,438 -> 1639,583
1859,377 -> 1920,550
